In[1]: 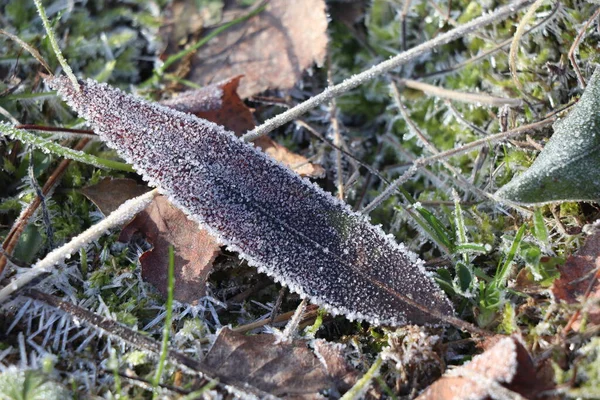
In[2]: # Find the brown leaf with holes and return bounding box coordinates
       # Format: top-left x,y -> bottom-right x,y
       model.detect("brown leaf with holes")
162,76 -> 325,178
119,195 -> 220,304
203,328 -> 358,399
185,0 -> 328,99
80,178 -> 149,216
552,222 -> 600,329
417,336 -> 555,400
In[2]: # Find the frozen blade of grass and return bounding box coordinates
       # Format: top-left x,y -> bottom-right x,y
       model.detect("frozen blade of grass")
46,76 -> 456,327
0,190 -> 158,304
0,123 -> 134,172
494,224 -> 527,288
33,0 -> 79,91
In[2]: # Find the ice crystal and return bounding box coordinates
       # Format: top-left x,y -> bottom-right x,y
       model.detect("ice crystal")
47,76 -> 454,326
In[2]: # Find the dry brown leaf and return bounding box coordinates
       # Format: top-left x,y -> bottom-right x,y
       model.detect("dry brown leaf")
552,222 -> 600,329
313,339 -> 359,393
186,0 -> 328,99
119,195 -> 220,304
417,336 -> 555,400
203,328 -> 358,399
163,76 -> 325,177
159,0 -> 225,57
80,178 -> 149,216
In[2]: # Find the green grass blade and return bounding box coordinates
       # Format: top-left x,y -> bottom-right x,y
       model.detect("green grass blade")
0,123 -> 134,172
152,245 -> 175,398
493,224 -> 526,288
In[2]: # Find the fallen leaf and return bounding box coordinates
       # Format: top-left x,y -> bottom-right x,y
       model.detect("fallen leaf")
80,178 -> 149,216
48,76 -> 454,327
551,221 -> 600,329
496,67 -> 600,204
159,0 -> 222,59
162,76 -> 325,178
203,328 -> 355,398
313,339 -> 359,393
417,336 -> 555,400
115,77 -> 320,302
119,195 -> 220,303
186,0 -> 328,99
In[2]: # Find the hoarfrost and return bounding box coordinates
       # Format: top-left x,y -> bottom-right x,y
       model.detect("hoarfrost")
497,67 -> 600,204
47,76 -> 454,326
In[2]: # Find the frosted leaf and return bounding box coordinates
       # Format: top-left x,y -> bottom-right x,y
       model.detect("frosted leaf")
496,67 -> 600,204
0,367 -> 71,400
46,76 -> 454,326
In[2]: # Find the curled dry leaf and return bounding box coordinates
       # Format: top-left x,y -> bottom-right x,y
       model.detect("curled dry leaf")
163,76 -> 325,178
80,177 -> 149,216
204,328 -> 357,398
119,195 -> 220,303
48,76 -> 453,326
417,336 -> 555,400
186,0 -> 328,98
552,221 -> 600,329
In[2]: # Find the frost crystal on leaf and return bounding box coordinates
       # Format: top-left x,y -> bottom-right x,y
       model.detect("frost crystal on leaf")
496,67 -> 600,204
47,76 -> 454,326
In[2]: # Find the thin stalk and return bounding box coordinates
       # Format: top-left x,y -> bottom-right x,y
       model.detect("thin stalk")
242,0 -> 534,142
509,0 -> 546,100
397,78 -> 522,107
340,355 -> 383,400
33,0 -> 79,91
0,138 -> 91,276
0,123 -> 134,172
568,7 -> 600,89
152,246 -> 175,398
0,29 -> 51,73
0,190 -> 159,304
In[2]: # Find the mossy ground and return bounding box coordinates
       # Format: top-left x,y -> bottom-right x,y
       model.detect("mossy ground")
1,0 -> 600,398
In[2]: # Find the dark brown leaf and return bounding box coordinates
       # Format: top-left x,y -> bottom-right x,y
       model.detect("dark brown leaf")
162,76 -> 325,178
417,336 -> 554,400
187,0 -> 328,98
551,223 -> 600,329
80,177 -> 149,216
204,328 -> 354,398
119,195 -> 220,303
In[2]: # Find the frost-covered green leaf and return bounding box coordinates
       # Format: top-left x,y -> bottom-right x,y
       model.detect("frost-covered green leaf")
496,68 -> 600,204
0,369 -> 70,400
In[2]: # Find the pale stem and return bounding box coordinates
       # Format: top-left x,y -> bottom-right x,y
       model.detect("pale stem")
0,189 -> 159,304
33,0 -> 80,91
509,0 -> 546,100
242,0 -> 534,142
397,79 -> 522,107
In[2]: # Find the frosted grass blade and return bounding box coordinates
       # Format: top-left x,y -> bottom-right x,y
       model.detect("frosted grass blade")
47,76 -> 453,326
